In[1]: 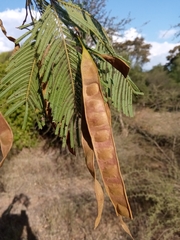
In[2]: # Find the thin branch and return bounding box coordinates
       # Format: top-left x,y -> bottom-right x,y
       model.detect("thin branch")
135,126 -> 172,162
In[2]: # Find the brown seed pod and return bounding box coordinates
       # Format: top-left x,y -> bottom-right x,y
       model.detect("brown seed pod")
0,113 -> 13,167
80,43 -> 133,236
81,110 -> 104,229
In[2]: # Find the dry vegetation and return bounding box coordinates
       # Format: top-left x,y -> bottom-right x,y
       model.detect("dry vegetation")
0,107 -> 180,240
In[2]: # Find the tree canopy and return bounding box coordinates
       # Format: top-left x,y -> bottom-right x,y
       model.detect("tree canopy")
165,45 -> 180,82
67,0 -> 132,36
114,37 -> 152,67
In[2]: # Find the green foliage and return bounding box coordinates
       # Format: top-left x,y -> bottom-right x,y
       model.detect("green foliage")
0,0 -> 142,150
127,64 -> 180,111
0,62 -> 7,79
1,1 -> 180,239
165,45 -> 180,83
127,169 -> 180,240
1,103 -> 38,150
145,65 -> 180,110
0,51 -> 11,79
129,65 -> 149,106
0,52 -> 38,150
116,113 -> 180,239
0,51 -> 12,63
69,0 -> 132,37
169,55 -> 180,82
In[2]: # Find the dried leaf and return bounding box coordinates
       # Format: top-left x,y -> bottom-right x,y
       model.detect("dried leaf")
0,113 -> 13,167
0,19 -> 20,53
89,48 -> 130,78
80,44 -> 133,236
99,54 -> 129,78
66,131 -> 76,155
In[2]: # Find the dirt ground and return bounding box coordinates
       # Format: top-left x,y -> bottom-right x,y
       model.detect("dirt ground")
0,108 -> 180,240
0,143 -> 128,240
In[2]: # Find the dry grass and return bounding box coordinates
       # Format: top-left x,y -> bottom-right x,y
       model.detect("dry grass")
0,144 -> 129,240
133,108 -> 180,137
0,107 -> 180,240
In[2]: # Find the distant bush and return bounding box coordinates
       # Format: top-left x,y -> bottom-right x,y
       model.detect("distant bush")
3,104 -> 39,151
118,113 -> 180,240
131,64 -> 180,111
0,52 -> 39,151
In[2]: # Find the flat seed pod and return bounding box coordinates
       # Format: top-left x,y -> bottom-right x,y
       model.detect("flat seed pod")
0,113 -> 13,167
80,44 -> 133,235
81,110 -> 104,228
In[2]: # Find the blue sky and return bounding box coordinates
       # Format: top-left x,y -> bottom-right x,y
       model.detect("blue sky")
106,0 -> 180,43
0,0 -> 180,69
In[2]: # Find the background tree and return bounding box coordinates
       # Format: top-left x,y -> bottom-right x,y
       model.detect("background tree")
0,51 -> 11,79
165,45 -> 180,83
69,0 -> 132,37
114,37 -> 152,67
145,64 -> 180,110
113,37 -> 151,108
0,52 -> 38,150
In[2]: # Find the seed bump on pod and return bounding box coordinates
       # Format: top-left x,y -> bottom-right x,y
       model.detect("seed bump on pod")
86,83 -> 99,96
94,129 -> 110,142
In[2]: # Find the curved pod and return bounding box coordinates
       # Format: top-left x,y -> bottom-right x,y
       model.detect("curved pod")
0,113 -> 13,167
80,45 -> 132,220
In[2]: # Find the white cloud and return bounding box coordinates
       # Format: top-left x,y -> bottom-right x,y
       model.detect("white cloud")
0,11 -> 179,71
123,28 -> 142,41
158,29 -> 177,40
112,27 -> 179,70
0,8 -> 39,52
144,41 -> 179,70
113,27 -> 142,42
0,9 -> 27,51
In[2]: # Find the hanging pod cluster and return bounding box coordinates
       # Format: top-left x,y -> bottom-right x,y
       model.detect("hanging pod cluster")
0,2 -> 144,238
80,41 -> 133,237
